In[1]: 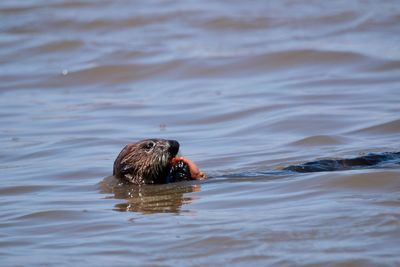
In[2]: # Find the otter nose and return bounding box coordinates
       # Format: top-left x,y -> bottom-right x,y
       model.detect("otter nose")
168,140 -> 180,156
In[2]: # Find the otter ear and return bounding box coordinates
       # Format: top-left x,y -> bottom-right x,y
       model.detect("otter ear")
120,164 -> 144,184
120,164 -> 135,176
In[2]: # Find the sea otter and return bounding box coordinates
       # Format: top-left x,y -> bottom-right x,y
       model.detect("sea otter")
114,139 -> 400,185
113,139 -> 206,184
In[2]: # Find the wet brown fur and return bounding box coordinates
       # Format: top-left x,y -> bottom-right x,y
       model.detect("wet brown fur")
113,139 -> 179,184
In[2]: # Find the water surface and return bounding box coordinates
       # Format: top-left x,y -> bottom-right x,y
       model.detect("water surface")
1,0 -> 400,266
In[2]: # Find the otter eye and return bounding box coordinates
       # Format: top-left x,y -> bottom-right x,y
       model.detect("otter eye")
143,142 -> 155,151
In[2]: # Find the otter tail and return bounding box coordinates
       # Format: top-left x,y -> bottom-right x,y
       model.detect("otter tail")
284,152 -> 400,173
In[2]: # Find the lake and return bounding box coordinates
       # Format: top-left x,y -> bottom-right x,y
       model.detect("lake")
1,0 -> 400,266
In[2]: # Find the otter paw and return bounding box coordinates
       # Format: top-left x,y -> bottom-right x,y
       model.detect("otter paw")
170,156 -> 206,180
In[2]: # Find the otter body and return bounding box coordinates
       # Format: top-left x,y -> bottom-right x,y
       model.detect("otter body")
113,139 -> 399,185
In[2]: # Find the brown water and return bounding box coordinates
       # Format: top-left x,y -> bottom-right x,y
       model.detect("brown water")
1,1 -> 400,266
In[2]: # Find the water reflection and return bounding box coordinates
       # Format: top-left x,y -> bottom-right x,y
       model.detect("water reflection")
99,176 -> 201,214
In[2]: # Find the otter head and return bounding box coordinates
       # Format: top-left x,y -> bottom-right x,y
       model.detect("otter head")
113,139 -> 180,184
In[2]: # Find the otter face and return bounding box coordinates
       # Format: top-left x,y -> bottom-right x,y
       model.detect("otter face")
113,139 -> 180,184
